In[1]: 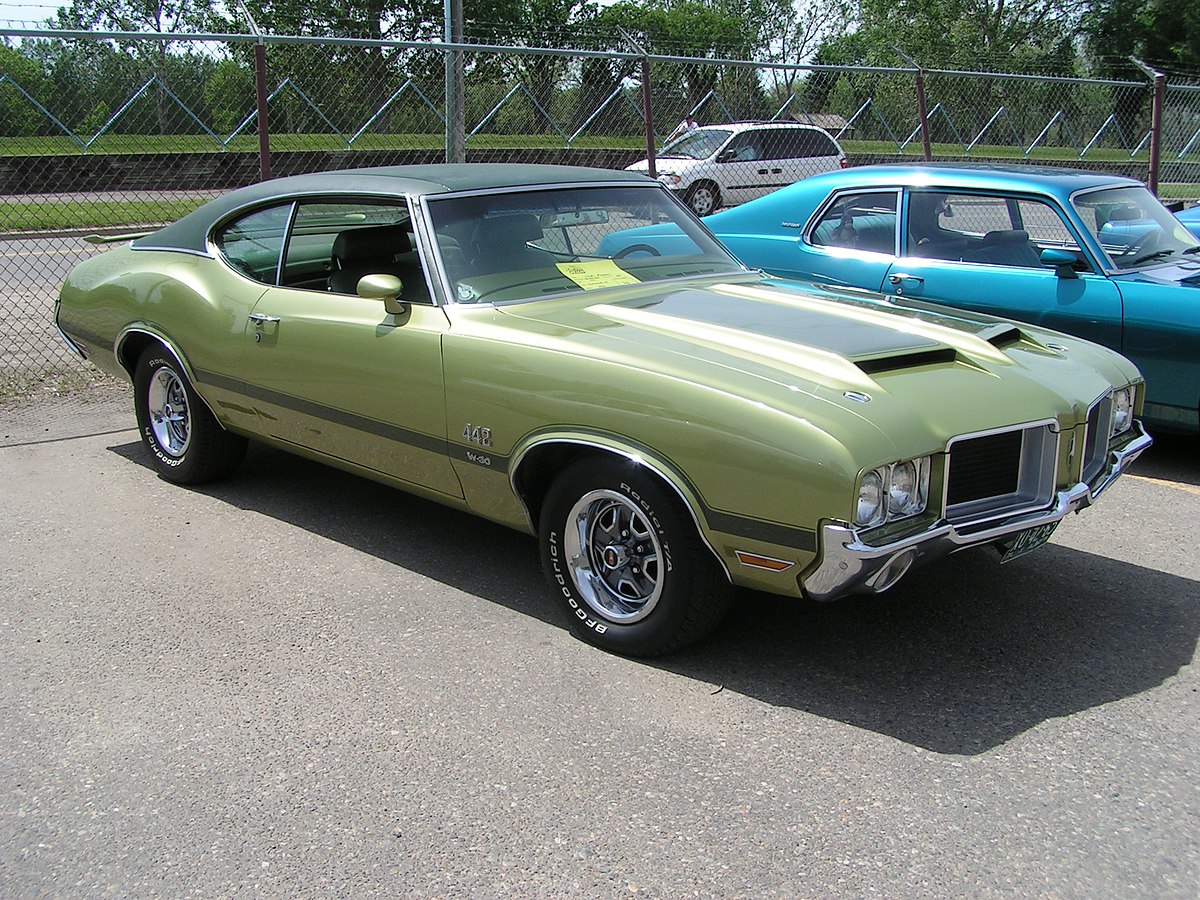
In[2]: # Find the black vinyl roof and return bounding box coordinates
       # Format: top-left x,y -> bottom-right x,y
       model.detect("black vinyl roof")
134,163 -> 653,254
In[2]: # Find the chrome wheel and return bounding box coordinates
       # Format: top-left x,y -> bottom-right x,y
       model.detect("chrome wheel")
564,489 -> 664,623
687,184 -> 719,216
146,365 -> 191,458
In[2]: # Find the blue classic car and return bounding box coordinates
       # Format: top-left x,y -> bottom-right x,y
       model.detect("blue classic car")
706,164 -> 1200,432
1177,205 -> 1200,241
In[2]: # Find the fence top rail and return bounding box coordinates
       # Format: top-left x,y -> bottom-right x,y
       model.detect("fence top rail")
0,26 -> 1172,89
0,26 -> 924,75
923,67 -> 1145,89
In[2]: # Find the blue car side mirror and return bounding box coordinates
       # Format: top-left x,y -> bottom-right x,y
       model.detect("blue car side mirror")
1041,248 -> 1079,279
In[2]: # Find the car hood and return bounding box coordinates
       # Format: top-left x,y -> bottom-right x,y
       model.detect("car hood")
1113,258 -> 1200,286
490,274 -> 1137,457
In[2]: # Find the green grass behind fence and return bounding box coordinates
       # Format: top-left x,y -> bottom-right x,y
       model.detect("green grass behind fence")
0,132 -> 1172,162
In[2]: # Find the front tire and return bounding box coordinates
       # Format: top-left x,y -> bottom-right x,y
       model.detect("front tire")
684,182 -> 721,217
539,457 -> 731,656
133,346 -> 247,485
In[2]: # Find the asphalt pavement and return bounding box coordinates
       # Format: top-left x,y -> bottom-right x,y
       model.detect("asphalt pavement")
1,389 -> 1198,897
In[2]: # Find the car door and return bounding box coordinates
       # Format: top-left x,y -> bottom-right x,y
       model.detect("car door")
883,190 -> 1124,351
718,131 -> 773,206
239,199 -> 462,500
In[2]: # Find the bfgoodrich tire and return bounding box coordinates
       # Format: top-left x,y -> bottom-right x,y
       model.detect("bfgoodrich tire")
539,457 -> 731,657
133,345 -> 247,485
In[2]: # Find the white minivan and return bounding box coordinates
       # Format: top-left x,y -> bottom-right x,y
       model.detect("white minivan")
626,121 -> 847,216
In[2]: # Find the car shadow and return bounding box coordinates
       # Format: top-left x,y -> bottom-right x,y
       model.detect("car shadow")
110,439 -> 1200,756
1134,430 -> 1200,487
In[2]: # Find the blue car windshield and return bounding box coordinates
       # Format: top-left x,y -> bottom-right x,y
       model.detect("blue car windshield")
1073,186 -> 1200,271
426,184 -> 743,304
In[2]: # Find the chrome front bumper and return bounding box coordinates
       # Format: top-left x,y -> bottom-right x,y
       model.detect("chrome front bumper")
801,422 -> 1153,603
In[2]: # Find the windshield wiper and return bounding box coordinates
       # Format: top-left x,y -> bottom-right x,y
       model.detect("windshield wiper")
1182,246 -> 1200,255
1129,248 -> 1177,266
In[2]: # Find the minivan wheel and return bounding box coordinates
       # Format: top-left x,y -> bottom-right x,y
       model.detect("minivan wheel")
684,182 -> 720,216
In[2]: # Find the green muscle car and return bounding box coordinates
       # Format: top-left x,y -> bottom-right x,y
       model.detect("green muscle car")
57,164 -> 1151,656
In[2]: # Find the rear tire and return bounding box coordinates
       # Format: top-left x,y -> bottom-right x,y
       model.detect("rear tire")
133,345 -> 247,485
539,457 -> 731,656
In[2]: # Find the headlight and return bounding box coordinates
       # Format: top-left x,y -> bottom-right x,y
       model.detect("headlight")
855,457 -> 930,528
656,173 -> 682,187
856,471 -> 884,527
888,460 -> 918,514
1110,387 -> 1133,437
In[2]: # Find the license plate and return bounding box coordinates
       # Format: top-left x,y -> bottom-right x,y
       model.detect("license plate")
999,521 -> 1059,563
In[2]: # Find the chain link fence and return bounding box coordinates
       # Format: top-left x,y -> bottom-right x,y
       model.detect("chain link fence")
3,28 -> 1199,401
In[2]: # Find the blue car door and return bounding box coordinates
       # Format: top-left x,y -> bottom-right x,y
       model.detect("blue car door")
881,189 -> 1124,352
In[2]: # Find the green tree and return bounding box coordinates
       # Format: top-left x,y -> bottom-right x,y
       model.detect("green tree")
1083,0 -> 1200,150
597,1 -> 754,111
52,1 -> 225,134
0,44 -> 55,137
1084,0 -> 1200,74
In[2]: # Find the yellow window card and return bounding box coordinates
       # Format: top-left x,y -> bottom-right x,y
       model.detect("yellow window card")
556,259 -> 641,290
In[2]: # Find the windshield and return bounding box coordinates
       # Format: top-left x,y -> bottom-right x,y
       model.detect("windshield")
659,128 -> 733,160
1072,186 -> 1200,270
426,183 -> 744,304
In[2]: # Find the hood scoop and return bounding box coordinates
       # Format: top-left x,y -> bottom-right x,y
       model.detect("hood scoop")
856,347 -> 958,375
977,323 -> 1023,348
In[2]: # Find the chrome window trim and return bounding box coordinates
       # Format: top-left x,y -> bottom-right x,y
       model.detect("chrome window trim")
418,181 -> 746,306
803,187 -> 903,257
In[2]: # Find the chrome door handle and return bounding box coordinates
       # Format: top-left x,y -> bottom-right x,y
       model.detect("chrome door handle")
888,273 -> 924,285
248,314 -> 281,325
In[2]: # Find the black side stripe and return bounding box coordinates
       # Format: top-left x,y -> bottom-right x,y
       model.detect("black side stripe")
196,371 -> 815,551
196,370 -> 449,456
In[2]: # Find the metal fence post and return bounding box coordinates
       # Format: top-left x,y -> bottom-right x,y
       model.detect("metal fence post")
620,28 -> 655,179
253,42 -> 271,180
445,0 -> 465,164
237,2 -> 271,181
893,46 -> 931,161
1133,58 -> 1166,195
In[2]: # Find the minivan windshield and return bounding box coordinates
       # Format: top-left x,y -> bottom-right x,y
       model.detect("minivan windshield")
426,183 -> 744,304
1072,185 -> 1200,270
659,128 -> 733,160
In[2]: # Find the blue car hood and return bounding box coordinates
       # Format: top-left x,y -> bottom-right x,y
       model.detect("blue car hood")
1114,260 -> 1200,286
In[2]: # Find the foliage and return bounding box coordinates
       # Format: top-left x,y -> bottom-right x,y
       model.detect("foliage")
1083,0 -> 1200,77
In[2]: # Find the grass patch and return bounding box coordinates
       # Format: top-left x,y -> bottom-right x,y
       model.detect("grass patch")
0,131 -> 1172,162
0,132 -> 649,156
1,198 -> 208,232
0,365 -> 116,402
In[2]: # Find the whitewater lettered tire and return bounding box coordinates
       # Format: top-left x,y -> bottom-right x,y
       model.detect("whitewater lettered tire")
539,457 -> 731,657
133,345 -> 247,485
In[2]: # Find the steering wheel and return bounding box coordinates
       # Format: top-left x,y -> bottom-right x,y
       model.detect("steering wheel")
613,243 -> 662,259
1120,228 -> 1161,259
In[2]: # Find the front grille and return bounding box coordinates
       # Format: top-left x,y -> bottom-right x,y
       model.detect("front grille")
946,430 -> 1022,506
1082,392 -> 1113,483
945,423 -> 1058,524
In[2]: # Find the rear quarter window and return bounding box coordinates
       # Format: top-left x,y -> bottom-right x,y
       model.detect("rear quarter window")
215,205 -> 291,284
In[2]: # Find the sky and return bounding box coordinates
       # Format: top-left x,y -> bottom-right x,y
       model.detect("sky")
0,3 -> 64,29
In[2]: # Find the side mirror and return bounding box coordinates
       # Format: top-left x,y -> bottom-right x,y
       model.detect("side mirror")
356,273 -> 408,315
717,149 -> 736,163
1040,248 -> 1079,279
